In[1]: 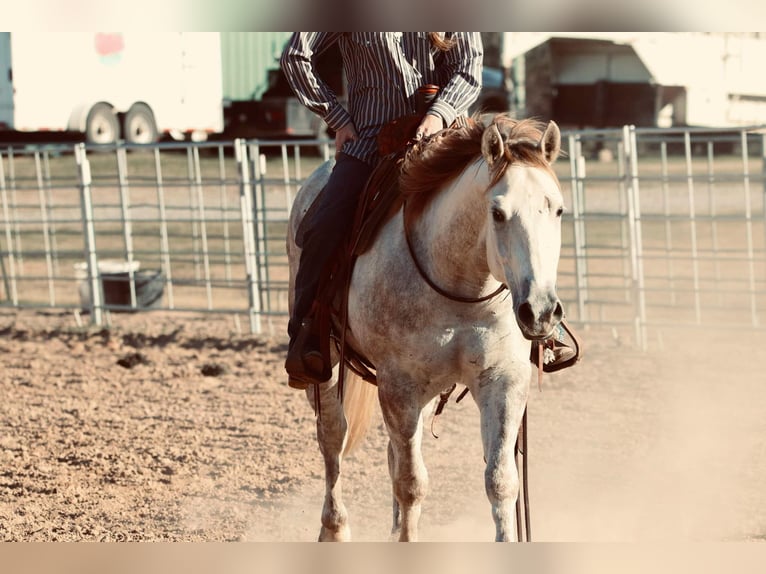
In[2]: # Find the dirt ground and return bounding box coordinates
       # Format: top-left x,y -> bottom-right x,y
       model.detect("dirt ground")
1,308 -> 765,542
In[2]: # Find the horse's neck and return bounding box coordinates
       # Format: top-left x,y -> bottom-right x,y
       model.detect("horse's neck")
415,161 -> 494,294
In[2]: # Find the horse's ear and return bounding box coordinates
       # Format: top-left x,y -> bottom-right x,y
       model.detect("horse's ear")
540,121 -> 561,164
481,123 -> 504,166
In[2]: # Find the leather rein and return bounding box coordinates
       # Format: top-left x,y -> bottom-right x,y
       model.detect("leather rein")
402,203 -> 507,304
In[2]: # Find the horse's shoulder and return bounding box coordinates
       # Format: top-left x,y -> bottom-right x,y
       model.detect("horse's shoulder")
308,159 -> 335,188
295,160 -> 335,210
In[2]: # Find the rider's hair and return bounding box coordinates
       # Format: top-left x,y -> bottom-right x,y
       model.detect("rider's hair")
428,33 -> 457,51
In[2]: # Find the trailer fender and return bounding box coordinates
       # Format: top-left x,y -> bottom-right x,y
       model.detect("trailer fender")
67,102 -> 96,133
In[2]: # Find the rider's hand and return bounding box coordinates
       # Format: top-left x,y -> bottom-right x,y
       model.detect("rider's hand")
334,122 -> 358,157
414,113 -> 445,140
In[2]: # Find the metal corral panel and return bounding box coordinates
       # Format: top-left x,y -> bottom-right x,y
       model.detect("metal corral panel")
220,32 -> 293,101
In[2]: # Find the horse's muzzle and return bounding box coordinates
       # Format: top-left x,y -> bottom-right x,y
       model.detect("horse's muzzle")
515,298 -> 564,340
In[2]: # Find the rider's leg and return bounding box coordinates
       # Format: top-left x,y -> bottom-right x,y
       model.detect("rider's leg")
286,153 -> 373,388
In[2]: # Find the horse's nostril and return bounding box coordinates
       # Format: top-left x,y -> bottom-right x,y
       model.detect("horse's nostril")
517,302 -> 534,327
553,301 -> 564,324
552,300 -> 564,322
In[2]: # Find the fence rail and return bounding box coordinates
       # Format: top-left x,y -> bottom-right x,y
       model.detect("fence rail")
1,127 -> 765,348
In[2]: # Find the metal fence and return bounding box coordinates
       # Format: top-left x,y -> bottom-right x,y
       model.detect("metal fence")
559,125 -> 766,347
1,127 -> 765,347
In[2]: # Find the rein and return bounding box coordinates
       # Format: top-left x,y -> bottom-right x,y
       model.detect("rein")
402,203 -> 507,304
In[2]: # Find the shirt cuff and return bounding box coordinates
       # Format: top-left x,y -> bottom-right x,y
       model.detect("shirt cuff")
325,104 -> 352,132
428,101 -> 457,129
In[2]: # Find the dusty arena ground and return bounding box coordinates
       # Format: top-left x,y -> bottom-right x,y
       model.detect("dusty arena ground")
1,309 -> 765,542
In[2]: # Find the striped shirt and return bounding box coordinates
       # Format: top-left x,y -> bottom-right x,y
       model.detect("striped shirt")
280,32 -> 483,165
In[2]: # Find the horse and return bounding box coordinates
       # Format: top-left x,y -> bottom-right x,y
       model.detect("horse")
286,114 -> 565,541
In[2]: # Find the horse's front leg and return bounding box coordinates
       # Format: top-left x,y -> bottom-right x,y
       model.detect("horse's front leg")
475,367 -> 530,541
379,381 -> 427,542
386,440 -> 402,535
308,379 -> 351,542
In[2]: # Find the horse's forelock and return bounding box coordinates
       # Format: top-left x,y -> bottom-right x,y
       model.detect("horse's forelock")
400,115 -> 557,206
489,116 -> 558,186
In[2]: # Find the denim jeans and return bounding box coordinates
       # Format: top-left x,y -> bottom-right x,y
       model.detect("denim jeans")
288,153 -> 374,342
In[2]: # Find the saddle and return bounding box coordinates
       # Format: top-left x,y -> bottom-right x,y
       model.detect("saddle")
297,113 -> 443,391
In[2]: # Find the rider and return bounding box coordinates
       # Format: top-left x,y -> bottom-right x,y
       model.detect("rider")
281,32 -> 484,389
281,33 -> 577,389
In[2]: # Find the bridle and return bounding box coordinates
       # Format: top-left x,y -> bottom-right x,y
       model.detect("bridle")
402,203 -> 507,304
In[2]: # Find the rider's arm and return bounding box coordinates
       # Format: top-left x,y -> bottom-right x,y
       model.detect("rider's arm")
280,32 -> 352,133
427,32 -> 484,129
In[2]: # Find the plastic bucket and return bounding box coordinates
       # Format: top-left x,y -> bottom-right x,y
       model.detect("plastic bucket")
74,260 -> 164,311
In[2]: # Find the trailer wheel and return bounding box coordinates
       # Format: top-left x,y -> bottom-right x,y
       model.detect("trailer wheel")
124,103 -> 158,144
85,103 -> 120,145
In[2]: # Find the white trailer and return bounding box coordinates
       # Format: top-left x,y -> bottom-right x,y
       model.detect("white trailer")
0,32 -> 223,144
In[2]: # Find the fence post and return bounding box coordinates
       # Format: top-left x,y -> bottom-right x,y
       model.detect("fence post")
75,143 -> 103,326
251,142 -> 269,317
683,131 -> 702,325
763,133 -> 766,198
0,150 -> 18,305
115,146 -> 137,309
624,126 -> 647,350
236,139 -> 261,334
762,133 -> 766,322
740,131 -> 758,327
190,145 -> 213,310
152,147 -> 175,309
33,150 -> 56,306
568,133 -> 588,324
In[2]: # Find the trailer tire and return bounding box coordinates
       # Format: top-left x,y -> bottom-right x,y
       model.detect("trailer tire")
85,103 -> 120,145
124,103 -> 158,144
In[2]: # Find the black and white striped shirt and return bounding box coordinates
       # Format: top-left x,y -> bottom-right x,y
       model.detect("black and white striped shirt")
280,32 -> 483,164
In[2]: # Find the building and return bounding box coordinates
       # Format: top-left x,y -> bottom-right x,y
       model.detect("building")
504,32 -> 766,128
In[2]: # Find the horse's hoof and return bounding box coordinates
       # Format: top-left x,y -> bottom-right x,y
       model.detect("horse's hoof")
318,525 -> 351,542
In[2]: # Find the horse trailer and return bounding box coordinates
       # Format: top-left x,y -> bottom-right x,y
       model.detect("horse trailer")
0,32 -> 224,144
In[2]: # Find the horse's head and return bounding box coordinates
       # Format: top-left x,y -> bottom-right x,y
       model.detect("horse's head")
481,117 -> 565,340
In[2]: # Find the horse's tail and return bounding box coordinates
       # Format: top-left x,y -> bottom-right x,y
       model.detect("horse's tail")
342,368 -> 377,456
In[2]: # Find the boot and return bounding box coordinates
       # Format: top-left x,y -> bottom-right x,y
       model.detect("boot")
530,320 -> 582,373
285,318 -> 331,390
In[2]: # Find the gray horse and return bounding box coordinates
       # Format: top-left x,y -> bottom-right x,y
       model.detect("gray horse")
286,115 -> 565,541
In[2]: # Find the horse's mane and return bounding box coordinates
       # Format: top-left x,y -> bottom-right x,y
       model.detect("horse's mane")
399,114 -> 556,217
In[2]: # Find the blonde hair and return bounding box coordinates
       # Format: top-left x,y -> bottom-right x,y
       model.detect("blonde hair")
428,32 -> 457,51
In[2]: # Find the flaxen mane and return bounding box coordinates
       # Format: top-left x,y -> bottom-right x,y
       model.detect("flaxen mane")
399,114 -> 557,217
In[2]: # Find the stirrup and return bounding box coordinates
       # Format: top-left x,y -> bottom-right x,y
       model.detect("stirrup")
530,320 -> 583,373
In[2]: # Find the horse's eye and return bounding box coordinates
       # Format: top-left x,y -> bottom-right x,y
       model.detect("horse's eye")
491,207 -> 505,223
555,206 -> 564,218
